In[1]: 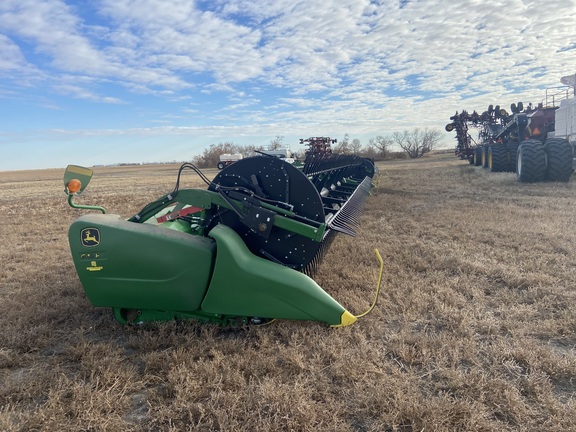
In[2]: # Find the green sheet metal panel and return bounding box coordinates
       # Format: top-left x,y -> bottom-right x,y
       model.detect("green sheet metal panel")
69,213 -> 215,311
202,224 -> 347,326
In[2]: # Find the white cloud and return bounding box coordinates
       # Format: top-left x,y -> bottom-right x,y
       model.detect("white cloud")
52,83 -> 125,103
0,34 -> 27,71
1,0 -> 576,169
3,0 -> 574,96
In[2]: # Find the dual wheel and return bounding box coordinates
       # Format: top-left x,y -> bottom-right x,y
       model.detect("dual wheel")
488,144 -> 508,172
477,139 -> 573,182
480,144 -> 514,172
474,147 -> 483,166
469,147 -> 483,166
516,138 -> 573,183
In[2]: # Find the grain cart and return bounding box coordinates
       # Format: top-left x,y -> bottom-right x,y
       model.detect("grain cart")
63,154 -> 381,327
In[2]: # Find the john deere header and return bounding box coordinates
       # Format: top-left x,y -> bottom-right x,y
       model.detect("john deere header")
63,149 -> 381,327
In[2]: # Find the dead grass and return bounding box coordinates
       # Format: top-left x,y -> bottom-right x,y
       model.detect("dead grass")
1,155 -> 575,431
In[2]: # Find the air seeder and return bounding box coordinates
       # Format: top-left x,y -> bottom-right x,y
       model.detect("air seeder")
64,153 -> 381,327
446,81 -> 576,182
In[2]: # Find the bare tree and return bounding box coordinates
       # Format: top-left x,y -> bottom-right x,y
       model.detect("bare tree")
192,142 -> 238,168
368,135 -> 393,157
394,128 -> 442,158
192,142 -> 265,168
334,133 -> 351,154
362,145 -> 377,159
269,135 -> 284,150
351,138 -> 362,154
241,144 -> 265,157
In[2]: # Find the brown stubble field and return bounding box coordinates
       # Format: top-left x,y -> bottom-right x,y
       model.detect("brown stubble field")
1,154 -> 575,431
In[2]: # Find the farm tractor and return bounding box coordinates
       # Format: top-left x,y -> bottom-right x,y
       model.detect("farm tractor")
446,85 -> 576,182
63,153 -> 381,327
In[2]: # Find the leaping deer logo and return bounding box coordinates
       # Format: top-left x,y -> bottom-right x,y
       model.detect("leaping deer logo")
81,228 -> 100,247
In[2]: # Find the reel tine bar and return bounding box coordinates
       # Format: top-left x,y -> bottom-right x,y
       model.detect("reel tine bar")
300,153 -> 376,275
326,176 -> 372,236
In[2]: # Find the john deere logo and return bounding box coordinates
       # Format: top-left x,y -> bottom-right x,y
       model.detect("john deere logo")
81,228 -> 100,247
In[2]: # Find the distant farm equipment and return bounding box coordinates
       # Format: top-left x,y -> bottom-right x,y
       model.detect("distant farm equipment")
300,137 -> 337,155
257,147 -> 295,164
446,82 -> 576,182
63,153 -> 381,328
217,153 -> 243,170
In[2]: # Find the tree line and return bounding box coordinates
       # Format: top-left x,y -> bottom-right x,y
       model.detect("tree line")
191,128 -> 442,168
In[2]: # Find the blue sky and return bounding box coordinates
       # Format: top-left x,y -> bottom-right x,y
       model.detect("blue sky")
1,0 -> 575,170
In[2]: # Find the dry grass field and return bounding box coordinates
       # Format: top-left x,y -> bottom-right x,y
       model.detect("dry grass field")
1,154 -> 575,431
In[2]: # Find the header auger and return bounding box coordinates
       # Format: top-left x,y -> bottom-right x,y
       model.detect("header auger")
63,154 -> 381,328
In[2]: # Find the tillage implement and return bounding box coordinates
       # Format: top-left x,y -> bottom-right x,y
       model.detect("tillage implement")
63,154 -> 381,327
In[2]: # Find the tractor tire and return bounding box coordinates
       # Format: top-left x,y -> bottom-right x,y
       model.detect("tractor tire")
544,138 -> 573,182
474,147 -> 482,166
481,145 -> 489,168
516,139 -> 546,183
217,161 -> 225,170
488,144 -> 508,172
507,141 -> 519,173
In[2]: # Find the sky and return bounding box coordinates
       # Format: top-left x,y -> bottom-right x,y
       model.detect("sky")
1,0 -> 575,170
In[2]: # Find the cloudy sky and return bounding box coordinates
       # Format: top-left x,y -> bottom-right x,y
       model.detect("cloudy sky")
1,0 -> 575,170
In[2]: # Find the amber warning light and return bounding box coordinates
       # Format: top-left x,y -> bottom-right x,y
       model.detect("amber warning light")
66,179 -> 82,194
